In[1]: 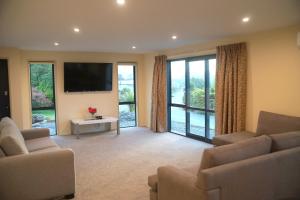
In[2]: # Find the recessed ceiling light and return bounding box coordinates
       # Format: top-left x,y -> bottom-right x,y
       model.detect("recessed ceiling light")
172,35 -> 177,40
54,42 -> 60,46
73,27 -> 80,33
132,46 -> 136,49
242,17 -> 250,23
117,0 -> 125,5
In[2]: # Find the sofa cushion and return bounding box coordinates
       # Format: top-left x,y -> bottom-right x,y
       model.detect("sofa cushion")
31,146 -> 60,154
182,164 -> 200,176
256,111 -> 300,136
212,131 -> 255,146
25,137 -> 58,152
0,148 -> 5,157
269,131 -> 300,152
0,117 -> 17,132
200,135 -> 272,170
0,125 -> 28,156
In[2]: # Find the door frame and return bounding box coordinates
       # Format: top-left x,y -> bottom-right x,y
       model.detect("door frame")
167,54 -> 216,143
28,61 -> 58,135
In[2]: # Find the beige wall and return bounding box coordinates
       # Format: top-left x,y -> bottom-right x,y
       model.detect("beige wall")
0,49 -> 147,134
144,24 -> 300,132
1,24 -> 299,134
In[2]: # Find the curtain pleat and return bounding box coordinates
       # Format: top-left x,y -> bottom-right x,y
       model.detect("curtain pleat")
216,43 -> 247,135
150,55 -> 167,133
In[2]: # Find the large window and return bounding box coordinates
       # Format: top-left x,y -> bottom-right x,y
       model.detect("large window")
118,64 -> 137,128
167,55 -> 216,142
30,63 -> 57,136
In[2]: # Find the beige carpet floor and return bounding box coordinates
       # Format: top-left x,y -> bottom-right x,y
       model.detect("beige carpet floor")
53,127 -> 212,200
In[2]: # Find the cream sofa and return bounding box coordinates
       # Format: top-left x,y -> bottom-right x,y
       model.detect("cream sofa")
0,117 -> 75,200
148,132 -> 300,200
212,111 -> 300,146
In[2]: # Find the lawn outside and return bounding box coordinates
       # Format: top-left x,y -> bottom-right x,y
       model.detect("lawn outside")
32,109 -> 56,135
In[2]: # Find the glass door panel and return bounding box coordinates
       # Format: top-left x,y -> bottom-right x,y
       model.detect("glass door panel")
189,109 -> 205,137
208,112 -> 216,139
170,60 -> 186,105
188,60 -> 205,109
30,63 -> 57,136
118,64 -> 136,128
170,107 -> 186,135
209,59 -> 216,111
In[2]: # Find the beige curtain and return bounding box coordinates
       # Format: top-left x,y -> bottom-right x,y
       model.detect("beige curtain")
216,43 -> 247,135
150,55 -> 167,133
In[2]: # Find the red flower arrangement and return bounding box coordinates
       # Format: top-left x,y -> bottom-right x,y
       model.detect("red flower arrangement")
88,107 -> 97,117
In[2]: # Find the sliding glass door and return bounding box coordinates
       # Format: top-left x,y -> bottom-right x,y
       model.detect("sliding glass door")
30,63 -> 57,135
168,55 -> 216,142
118,64 -> 137,128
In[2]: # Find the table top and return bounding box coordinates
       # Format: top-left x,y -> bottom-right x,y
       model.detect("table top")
71,117 -> 118,125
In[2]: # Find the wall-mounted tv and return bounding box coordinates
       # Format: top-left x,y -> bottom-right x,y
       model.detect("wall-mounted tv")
64,62 -> 113,92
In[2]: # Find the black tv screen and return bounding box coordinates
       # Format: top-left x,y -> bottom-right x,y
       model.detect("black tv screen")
64,62 -> 113,92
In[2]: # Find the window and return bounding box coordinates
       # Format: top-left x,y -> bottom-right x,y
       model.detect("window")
167,55 -> 216,142
118,64 -> 137,128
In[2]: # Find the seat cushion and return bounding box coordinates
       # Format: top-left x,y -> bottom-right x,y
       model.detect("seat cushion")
25,137 -> 58,152
269,131 -> 300,152
148,174 -> 158,191
31,146 -> 60,153
0,124 -> 28,156
256,111 -> 300,136
200,135 -> 272,170
182,164 -> 200,176
212,131 -> 255,146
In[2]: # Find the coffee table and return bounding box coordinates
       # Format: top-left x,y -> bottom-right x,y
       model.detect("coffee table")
71,117 -> 120,139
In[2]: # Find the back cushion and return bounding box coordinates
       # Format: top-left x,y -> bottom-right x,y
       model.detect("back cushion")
199,135 -> 272,170
256,111 -> 300,136
269,131 -> 300,152
0,124 -> 28,156
0,117 -> 18,131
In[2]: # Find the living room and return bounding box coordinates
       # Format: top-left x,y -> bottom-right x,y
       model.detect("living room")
0,0 -> 300,200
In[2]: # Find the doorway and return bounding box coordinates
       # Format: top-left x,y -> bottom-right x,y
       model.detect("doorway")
30,63 -> 57,135
0,59 -> 10,118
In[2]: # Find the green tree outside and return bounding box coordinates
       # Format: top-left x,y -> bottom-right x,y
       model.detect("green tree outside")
119,87 -> 135,112
31,64 -> 54,102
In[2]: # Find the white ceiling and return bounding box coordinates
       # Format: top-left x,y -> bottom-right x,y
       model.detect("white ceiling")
0,0 -> 299,53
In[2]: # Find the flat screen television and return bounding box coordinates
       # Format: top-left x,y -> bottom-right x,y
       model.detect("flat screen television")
64,62 -> 113,92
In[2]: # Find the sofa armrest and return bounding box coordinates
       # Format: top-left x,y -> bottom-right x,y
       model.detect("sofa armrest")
157,165 -> 205,200
0,149 -> 75,200
21,128 -> 50,140
198,154 -> 277,199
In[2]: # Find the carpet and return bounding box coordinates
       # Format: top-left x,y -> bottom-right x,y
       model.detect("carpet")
53,127 -> 212,200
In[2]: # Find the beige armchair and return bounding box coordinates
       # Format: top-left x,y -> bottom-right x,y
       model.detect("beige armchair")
0,117 -> 75,200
